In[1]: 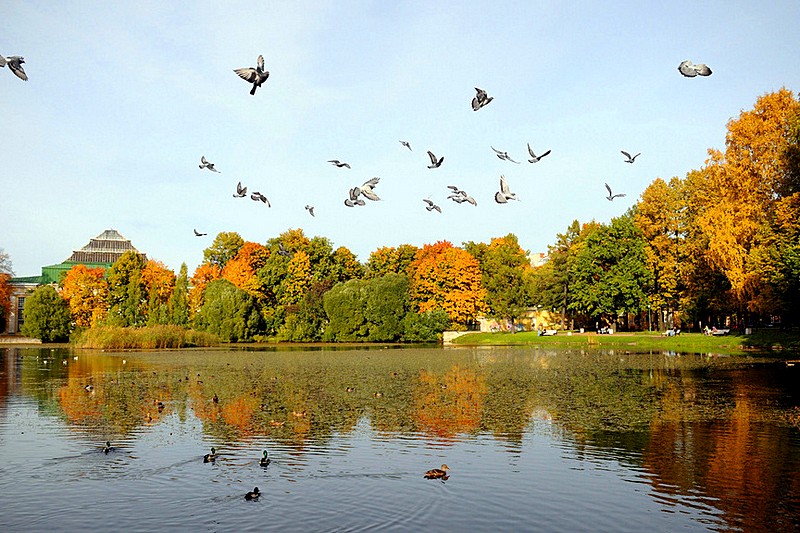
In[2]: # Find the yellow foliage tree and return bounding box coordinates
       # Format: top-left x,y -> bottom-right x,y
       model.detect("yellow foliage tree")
409,241 -> 486,327
60,264 -> 108,327
188,263 -> 221,316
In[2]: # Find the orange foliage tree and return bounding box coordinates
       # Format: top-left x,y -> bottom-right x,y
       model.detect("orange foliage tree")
60,264 -> 108,327
189,263 -> 221,316
408,241 -> 486,327
0,273 -> 11,323
222,241 -> 270,298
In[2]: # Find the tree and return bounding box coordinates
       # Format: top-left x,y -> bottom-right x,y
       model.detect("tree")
105,251 -> 147,327
21,285 -> 72,342
322,279 -> 368,341
193,279 -> 262,342
0,247 -> 13,275
465,234 -> 532,330
222,241 -> 270,298
168,263 -> 190,326
188,263 -> 222,317
141,260 -> 176,325
570,213 -> 652,327
402,309 -> 451,342
364,273 -> 410,341
366,244 -> 418,279
331,246 -> 364,282
203,232 -> 244,269
0,273 -> 12,326
60,264 -> 108,328
408,241 -> 486,328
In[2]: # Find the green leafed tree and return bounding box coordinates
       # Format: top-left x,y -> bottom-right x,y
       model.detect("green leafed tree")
21,285 -> 72,342
322,279 -> 369,341
569,213 -> 653,328
105,251 -> 147,327
192,279 -> 262,342
203,232 -> 244,269
169,263 -> 190,326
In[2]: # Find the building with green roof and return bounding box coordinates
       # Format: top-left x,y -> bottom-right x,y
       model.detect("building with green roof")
1,229 -> 145,335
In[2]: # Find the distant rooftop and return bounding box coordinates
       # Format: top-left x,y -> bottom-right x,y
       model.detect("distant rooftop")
66,229 -> 144,264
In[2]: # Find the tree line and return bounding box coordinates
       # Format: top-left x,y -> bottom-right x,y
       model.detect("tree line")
12,89 -> 800,341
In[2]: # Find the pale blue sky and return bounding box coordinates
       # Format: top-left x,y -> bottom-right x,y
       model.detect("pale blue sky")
2,1 -> 799,276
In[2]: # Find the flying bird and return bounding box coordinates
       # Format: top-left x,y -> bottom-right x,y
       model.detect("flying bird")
491,146 -> 521,164
344,186 -> 365,207
360,177 -> 381,201
399,140 -> 412,151
251,191 -> 271,207
423,198 -> 442,213
678,60 -> 712,77
447,186 -> 477,206
193,229 -> 207,237
495,175 -> 518,204
305,205 -> 315,217
0,54 -> 27,81
621,151 -> 640,164
328,159 -> 351,169
427,150 -> 444,169
233,181 -> 247,198
471,87 -> 493,111
277,243 -> 292,257
234,54 -> 270,95
199,156 -> 220,173
605,183 -> 626,201
527,144 -> 552,163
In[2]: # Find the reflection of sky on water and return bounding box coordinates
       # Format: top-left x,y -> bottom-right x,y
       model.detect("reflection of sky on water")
0,346 -> 798,532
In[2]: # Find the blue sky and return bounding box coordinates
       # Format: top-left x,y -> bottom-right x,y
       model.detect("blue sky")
2,1 -> 799,277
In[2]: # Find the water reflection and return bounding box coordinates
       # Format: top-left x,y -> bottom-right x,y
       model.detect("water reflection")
1,346 -> 799,531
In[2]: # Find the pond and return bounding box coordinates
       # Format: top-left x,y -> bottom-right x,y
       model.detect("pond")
1,345 -> 799,532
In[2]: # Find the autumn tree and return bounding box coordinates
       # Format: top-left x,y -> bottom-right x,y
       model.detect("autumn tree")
202,232 -> 244,269
188,263 -> 222,317
221,241 -> 270,298
366,244 -> 418,279
697,89 -> 800,315
408,241 -> 486,328
21,285 -> 72,342
60,264 -> 108,328
141,260 -> 176,325
0,248 -> 11,325
331,246 -> 364,282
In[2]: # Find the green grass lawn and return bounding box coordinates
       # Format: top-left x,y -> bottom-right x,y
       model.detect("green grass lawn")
450,329 -> 800,354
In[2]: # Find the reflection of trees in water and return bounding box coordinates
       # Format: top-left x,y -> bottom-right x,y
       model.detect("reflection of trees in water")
414,365 -> 486,438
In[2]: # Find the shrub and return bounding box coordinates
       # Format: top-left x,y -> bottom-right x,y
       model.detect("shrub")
21,285 -> 72,342
403,309 -> 452,342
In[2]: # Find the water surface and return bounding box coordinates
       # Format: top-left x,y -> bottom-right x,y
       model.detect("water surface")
1,345 -> 798,532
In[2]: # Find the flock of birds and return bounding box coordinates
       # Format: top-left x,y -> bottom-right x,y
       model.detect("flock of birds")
2,50 -> 712,240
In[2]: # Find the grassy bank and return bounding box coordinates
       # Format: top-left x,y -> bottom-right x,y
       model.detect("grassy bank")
74,325 -> 220,349
451,330 -> 800,354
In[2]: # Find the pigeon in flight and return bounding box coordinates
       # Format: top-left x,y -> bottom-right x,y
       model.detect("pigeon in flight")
605,183 -> 626,201
193,229 -> 208,237
399,140 -> 412,151
427,151 -> 444,169
471,87 -> 493,111
277,243 -> 292,258
251,191 -> 271,207
495,175 -> 518,204
491,146 -> 521,164
328,160 -> 351,169
0,55 -> 27,81
234,54 -> 270,95
305,205 -> 315,217
199,156 -> 220,173
447,185 -> 477,206
233,181 -> 247,198
527,144 -> 551,163
678,60 -> 712,77
345,186 -> 366,207
621,151 -> 640,164
360,177 -> 381,201
423,198 -> 442,213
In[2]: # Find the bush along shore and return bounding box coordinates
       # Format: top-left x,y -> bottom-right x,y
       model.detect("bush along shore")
73,325 -> 219,350
450,330 -> 800,354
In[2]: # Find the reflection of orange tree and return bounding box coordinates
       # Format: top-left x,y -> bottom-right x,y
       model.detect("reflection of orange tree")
58,380 -> 104,423
414,365 -> 487,438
